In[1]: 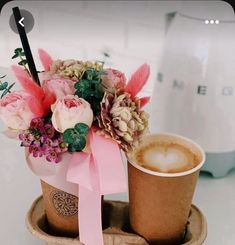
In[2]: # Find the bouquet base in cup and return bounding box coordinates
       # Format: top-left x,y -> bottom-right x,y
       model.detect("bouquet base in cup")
26,196 -> 207,245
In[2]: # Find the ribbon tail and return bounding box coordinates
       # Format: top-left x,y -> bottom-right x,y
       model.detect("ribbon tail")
67,130 -> 127,245
78,155 -> 103,245
90,129 -> 127,195
79,186 -> 103,245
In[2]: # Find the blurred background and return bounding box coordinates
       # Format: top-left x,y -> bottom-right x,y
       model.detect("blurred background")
0,1 -> 235,244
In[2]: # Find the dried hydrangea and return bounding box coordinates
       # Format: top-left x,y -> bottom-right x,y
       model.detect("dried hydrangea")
43,59 -> 103,80
97,91 -> 149,152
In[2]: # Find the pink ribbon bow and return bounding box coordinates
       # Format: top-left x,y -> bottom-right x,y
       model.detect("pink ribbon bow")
67,129 -> 127,245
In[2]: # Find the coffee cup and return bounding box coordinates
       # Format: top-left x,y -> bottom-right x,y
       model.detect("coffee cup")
127,133 -> 205,244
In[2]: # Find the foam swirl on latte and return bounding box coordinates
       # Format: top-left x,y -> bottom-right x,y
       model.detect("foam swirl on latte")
131,138 -> 200,174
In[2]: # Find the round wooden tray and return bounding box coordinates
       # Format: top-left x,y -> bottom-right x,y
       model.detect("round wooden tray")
26,196 -> 207,245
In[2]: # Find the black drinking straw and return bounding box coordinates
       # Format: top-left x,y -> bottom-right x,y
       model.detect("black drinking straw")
12,7 -> 40,86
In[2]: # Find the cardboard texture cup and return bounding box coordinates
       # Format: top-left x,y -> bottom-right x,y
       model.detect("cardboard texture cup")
127,133 -> 205,245
40,180 -> 79,237
40,181 -> 105,237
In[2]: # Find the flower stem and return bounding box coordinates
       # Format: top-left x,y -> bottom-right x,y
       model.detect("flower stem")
19,54 -> 30,75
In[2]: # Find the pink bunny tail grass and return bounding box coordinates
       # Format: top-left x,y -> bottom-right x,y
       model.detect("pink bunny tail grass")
42,92 -> 56,115
12,65 -> 44,100
12,65 -> 55,116
38,48 -> 53,71
140,96 -> 150,108
27,97 -> 45,117
11,64 -> 30,79
26,91 -> 55,117
125,63 -> 150,98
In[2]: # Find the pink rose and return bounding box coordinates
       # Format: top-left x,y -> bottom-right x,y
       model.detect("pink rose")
41,74 -> 76,100
102,68 -> 126,92
0,91 -> 37,130
51,95 -> 93,132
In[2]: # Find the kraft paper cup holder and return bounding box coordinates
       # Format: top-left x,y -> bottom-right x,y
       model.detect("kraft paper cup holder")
26,196 -> 207,245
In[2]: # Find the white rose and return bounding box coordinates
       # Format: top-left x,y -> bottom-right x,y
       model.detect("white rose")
51,95 -> 93,132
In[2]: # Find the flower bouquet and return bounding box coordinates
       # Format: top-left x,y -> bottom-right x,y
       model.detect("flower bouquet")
0,47 -> 150,245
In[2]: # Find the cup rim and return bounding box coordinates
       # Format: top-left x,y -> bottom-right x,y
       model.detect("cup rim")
127,132 -> 206,178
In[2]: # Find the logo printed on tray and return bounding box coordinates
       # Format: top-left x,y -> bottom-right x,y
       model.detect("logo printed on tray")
51,191 -> 78,217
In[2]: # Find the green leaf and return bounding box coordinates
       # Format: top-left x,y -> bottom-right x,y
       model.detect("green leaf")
1,89 -> 8,98
85,69 -> 95,80
68,136 -> 86,152
7,83 -> 15,91
68,144 -> 77,152
18,60 -> 27,66
14,48 -> 23,54
96,71 -> 107,76
63,129 -> 77,144
74,123 -> 89,135
77,79 -> 89,84
90,79 -> 100,85
74,67 -> 104,115
0,82 -> 8,90
11,54 -> 19,59
0,75 -> 6,79
90,90 -> 103,99
74,80 -> 90,90
73,136 -> 86,151
91,102 -> 101,116
75,80 -> 91,99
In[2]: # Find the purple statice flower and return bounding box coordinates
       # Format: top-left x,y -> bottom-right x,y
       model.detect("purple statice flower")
52,139 -> 60,148
22,119 -> 67,164
52,135 -> 68,153
33,140 -> 41,147
19,133 -> 34,147
41,137 -> 54,149
40,135 -> 47,144
29,144 -> 43,158
30,117 -> 44,129
44,124 -> 55,139
59,142 -> 68,153
45,148 -> 61,163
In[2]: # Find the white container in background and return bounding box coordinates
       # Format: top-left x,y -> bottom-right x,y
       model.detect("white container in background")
150,1 -> 235,177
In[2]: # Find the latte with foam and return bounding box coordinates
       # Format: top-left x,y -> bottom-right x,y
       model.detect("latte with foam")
130,136 -> 200,174
128,134 -> 205,244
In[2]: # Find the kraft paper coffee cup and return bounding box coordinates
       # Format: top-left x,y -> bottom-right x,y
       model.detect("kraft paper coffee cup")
127,133 -> 205,245
40,180 -> 105,237
40,180 -> 79,237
